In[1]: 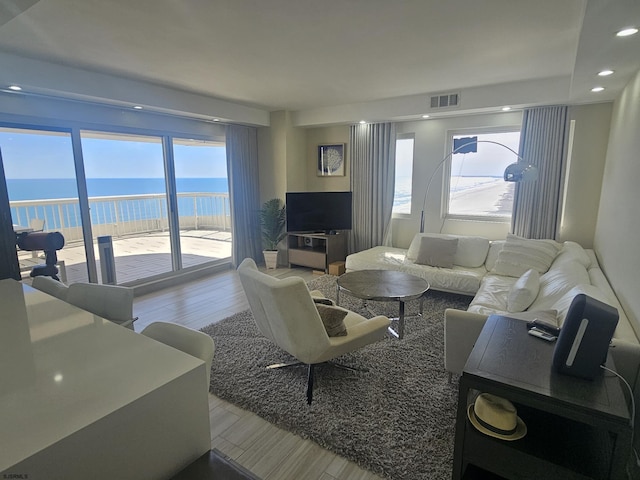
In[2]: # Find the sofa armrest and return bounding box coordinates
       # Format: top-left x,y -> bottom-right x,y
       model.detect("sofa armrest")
444,309 -> 489,375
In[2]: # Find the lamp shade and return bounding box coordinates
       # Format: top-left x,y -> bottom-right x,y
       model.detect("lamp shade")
503,161 -> 538,182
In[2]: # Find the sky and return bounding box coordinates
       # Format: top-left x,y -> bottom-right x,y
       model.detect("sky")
0,129 -> 227,179
450,131 -> 521,177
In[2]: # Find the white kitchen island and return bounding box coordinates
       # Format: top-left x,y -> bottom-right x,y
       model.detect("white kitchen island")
0,278 -> 211,480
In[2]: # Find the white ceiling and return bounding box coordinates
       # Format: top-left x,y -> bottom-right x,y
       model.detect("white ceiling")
0,0 -> 639,125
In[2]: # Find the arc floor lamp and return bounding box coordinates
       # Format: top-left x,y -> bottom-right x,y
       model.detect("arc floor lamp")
419,137 -> 538,233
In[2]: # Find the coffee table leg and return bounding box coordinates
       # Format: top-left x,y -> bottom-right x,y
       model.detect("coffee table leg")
398,301 -> 406,339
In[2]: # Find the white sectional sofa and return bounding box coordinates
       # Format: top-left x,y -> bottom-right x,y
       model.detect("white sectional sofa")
345,233 -> 640,395
345,234 -> 492,295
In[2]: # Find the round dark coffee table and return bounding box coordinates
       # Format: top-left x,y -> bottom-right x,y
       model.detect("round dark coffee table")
336,270 -> 430,339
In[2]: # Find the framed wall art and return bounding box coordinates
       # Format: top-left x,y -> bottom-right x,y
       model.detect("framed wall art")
317,143 -> 345,176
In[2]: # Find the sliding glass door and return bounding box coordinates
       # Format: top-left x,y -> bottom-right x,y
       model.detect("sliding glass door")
1,124 -> 231,286
80,131 -> 172,284
0,126 -> 89,283
173,138 -> 231,269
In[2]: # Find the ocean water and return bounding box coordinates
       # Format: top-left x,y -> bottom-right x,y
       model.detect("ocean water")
9,177 -> 229,229
7,177 -> 228,201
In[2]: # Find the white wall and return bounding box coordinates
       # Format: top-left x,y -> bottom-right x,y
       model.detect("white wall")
305,126 -> 350,192
594,69 -> 640,335
559,103 -> 612,248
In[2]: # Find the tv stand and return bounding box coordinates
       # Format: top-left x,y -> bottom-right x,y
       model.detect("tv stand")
287,232 -> 347,273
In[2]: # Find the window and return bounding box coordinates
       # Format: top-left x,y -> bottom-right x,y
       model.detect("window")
393,134 -> 414,214
446,129 -> 520,220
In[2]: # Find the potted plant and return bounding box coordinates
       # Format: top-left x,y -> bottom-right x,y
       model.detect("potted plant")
259,198 -> 286,269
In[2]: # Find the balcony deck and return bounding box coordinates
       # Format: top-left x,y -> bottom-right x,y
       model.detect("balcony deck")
18,228 -> 232,285
12,192 -> 233,285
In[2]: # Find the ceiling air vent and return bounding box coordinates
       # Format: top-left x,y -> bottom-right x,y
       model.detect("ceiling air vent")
430,93 -> 460,109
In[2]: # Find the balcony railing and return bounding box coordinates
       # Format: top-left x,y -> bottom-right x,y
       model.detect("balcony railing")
10,192 -> 231,242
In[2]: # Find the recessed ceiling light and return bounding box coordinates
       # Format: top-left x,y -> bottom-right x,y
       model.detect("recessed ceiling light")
8,85 -> 22,91
598,69 -> 614,76
501,106 -> 511,111
359,120 -> 366,124
212,118 -> 220,122
591,86 -> 605,92
421,114 -> 430,119
133,105 -> 143,110
616,27 -> 638,37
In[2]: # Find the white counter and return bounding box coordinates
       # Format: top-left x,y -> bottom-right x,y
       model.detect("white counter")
0,279 -> 211,480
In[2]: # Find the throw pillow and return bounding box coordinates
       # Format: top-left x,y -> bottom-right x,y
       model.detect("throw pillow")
491,233 -> 561,277
316,304 -> 348,337
507,269 -> 540,312
415,237 -> 458,268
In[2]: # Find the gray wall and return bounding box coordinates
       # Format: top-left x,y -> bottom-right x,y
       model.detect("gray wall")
594,69 -> 640,337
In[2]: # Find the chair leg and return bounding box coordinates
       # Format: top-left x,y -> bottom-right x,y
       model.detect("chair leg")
266,361 -> 304,369
328,361 -> 368,373
306,364 -> 315,405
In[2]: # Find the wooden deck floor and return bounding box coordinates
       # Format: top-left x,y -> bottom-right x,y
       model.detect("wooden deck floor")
18,229 -> 232,285
133,267 -> 383,480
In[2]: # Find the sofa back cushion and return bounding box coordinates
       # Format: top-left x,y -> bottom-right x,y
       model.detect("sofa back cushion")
491,233 -> 561,277
552,241 -> 592,269
406,233 -> 489,268
528,259 -> 591,312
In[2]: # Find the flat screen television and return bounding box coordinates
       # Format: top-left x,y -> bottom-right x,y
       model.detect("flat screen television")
286,191 -> 352,233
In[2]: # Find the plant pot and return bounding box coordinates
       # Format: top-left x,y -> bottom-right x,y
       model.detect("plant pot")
263,250 -> 278,269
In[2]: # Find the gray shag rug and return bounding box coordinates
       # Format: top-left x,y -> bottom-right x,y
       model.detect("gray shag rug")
201,274 -> 472,480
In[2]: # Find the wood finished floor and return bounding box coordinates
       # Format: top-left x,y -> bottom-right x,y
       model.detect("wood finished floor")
133,266 -> 384,480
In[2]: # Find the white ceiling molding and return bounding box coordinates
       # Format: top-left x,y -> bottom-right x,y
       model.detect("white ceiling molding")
292,77 -> 571,127
0,52 -> 271,126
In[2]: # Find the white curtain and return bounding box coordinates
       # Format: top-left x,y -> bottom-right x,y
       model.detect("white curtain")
349,123 -> 396,253
512,105 -> 569,239
225,124 -> 262,266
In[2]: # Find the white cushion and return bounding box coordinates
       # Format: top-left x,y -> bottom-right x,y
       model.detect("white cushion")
406,233 -> 490,268
415,236 -> 458,268
484,241 -> 505,271
491,233 -> 561,277
552,241 -> 592,268
507,269 -> 540,312
528,260 -> 590,312
469,275 -> 515,311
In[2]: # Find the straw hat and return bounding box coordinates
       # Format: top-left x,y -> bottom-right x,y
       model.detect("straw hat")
467,393 -> 527,441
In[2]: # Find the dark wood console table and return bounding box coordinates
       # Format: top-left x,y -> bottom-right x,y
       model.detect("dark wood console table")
453,315 -> 633,480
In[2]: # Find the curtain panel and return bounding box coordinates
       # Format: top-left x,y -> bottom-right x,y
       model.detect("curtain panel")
225,124 -> 262,266
348,123 -> 396,254
512,105 -> 569,239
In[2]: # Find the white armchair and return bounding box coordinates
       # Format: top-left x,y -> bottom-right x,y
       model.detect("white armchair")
66,282 -> 137,329
32,277 -> 137,329
141,322 -> 215,386
237,258 -> 390,404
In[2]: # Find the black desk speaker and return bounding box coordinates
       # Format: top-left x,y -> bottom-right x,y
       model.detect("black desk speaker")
552,294 -> 618,380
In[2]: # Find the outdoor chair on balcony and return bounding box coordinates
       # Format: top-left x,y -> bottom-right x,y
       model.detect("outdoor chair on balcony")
31,277 -> 138,329
237,258 -> 391,404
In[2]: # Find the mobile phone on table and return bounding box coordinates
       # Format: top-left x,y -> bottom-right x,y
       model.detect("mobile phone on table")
527,326 -> 557,342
